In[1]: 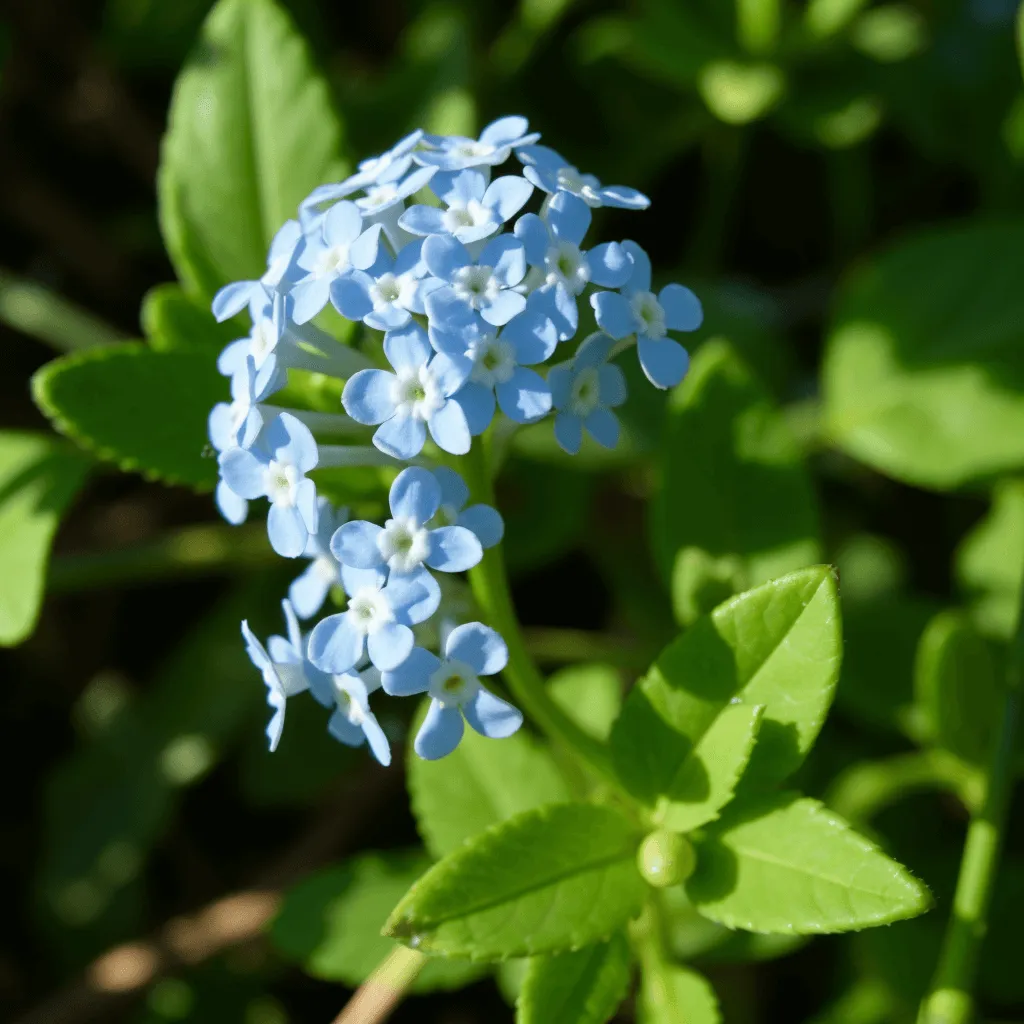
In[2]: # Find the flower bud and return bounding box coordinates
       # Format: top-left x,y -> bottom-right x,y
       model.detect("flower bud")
637,829 -> 696,887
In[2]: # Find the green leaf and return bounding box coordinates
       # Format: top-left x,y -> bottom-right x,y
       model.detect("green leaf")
271,852 -> 485,993
612,566 -> 841,804
956,480 -> 1024,641
517,933 -> 632,1024
548,663 -> 622,742
651,341 -> 820,608
408,718 -> 569,859
159,0 -> 346,297
640,961 -> 721,1024
686,793 -> 931,933
823,222 -> 1024,489
32,345 -> 225,490
914,611 -> 1001,766
0,432 -> 90,646
142,283 -> 240,354
385,803 -> 646,961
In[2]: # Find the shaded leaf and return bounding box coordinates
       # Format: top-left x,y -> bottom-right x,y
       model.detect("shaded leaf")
640,961 -> 721,1024
142,283 -> 240,355
548,663 -> 623,742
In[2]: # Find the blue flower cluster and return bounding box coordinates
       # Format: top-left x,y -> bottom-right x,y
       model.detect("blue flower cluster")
210,116 -> 702,763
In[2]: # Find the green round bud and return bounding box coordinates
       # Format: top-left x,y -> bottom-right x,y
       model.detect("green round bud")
637,830 -> 696,888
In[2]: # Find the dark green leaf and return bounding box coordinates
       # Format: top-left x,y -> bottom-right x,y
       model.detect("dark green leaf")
142,283 -> 240,354
32,345 -> 225,490
159,0 -> 346,297
385,803 -> 646,960
687,793 -> 931,933
518,933 -> 632,1024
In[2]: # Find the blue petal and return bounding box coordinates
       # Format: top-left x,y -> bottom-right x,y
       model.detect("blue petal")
426,525 -> 483,572
361,712 -> 392,766
208,403 -> 236,452
331,272 -> 374,321
323,201 -> 363,244
268,503 -> 308,558
216,481 -> 249,525
241,620 -> 272,673
445,622 -> 509,675
393,238 -> 425,276
397,205 -> 446,236
350,224 -> 383,271
546,191 -> 591,246
425,286 -> 476,332
547,363 -> 572,410
549,282 -> 578,342
464,687 -> 523,739
513,213 -> 549,266
575,331 -> 615,368
479,115 -> 530,147
587,242 -> 632,288
381,646 -> 439,696
365,303 -> 412,332
219,448 -> 267,500
457,505 -> 504,548
295,478 -> 319,534
599,363 -> 628,407
386,567 -> 441,624
502,301 -> 558,365
638,336 -> 690,390
383,322 -> 432,371
422,233 -> 471,280
585,407 -> 620,449
479,235 -> 527,287
343,369 -> 398,425
331,520 -> 386,569
308,612 -> 364,673
434,168 -> 486,206
289,562 -> 333,619
621,241 -> 651,292
554,413 -> 583,454
269,412 -> 319,473
328,709 -> 365,748
307,667 -> 335,708
217,338 -> 250,378
449,382 -> 496,436
432,466 -> 469,511
590,290 -> 635,340
367,622 -> 415,671
480,289 -> 526,327
428,399 -> 471,454
414,701 -> 465,760
265,685 -> 287,752
483,176 -> 533,222
374,413 -> 427,460
495,367 -> 552,423
599,185 -> 651,210
290,277 -> 331,324
659,283 -> 704,332
341,564 -> 387,596
390,466 -> 442,523
212,281 -> 256,322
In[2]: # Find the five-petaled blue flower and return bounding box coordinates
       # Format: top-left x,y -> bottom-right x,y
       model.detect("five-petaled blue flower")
590,242 -> 703,389
381,622 -> 523,759
548,332 -> 628,454
208,355 -> 284,454
219,412 -> 320,558
342,322 -> 473,459
517,145 -> 650,210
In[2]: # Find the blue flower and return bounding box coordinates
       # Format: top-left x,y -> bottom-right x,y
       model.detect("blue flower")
590,242 -> 703,389
330,239 -> 439,332
399,169 -> 533,245
342,322 -> 473,459
430,467 -> 504,549
548,332 -> 628,454
289,498 -> 348,620
300,130 -> 426,228
208,355 -> 285,454
423,233 -> 528,327
212,219 -> 306,322
327,665 -> 391,766
331,467 -> 483,582
514,191 -> 632,340
216,482 -> 249,526
428,293 -> 556,429
517,145 -> 650,210
413,115 -> 540,171
218,412 -> 320,557
291,202 -> 383,324
381,623 -> 522,760
242,600 -> 326,751
308,565 -> 440,674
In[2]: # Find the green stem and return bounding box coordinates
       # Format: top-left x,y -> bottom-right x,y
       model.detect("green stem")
521,626 -> 651,671
460,438 -> 620,788
737,0 -> 780,54
919,574 -> 1024,1024
332,946 -> 425,1024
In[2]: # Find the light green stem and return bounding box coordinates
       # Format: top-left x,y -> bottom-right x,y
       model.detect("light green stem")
737,0 -> 780,54
460,438 -> 620,788
918,573 -> 1024,1024
332,946 -> 425,1024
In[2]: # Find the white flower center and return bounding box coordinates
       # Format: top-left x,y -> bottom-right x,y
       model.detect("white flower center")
377,515 -> 431,573
556,165 -> 603,206
568,366 -> 601,417
390,364 -> 445,421
249,318 -> 277,366
347,586 -> 394,636
361,184 -> 399,210
630,291 -> 667,339
454,140 -> 494,159
451,265 -> 500,309
469,334 -> 516,387
428,659 -> 480,708
264,460 -> 299,507
315,243 -> 351,277
544,241 -> 589,295
442,199 -> 496,235
313,555 -> 339,584
371,272 -> 403,306
333,680 -> 367,725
